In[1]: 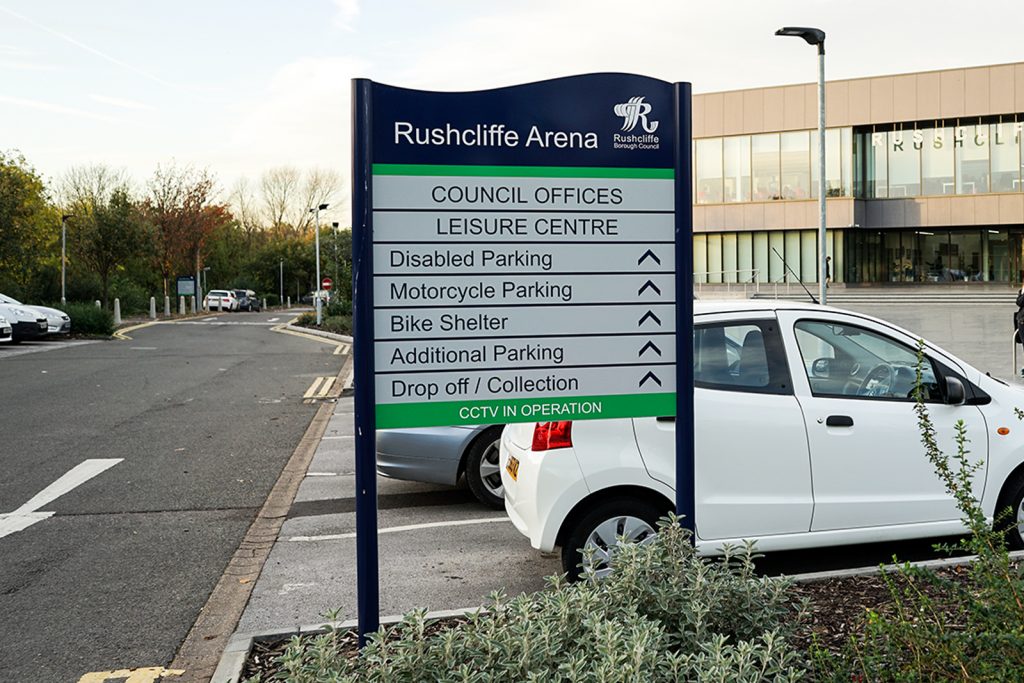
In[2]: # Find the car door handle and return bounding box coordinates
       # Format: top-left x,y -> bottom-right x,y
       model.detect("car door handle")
825,415 -> 854,427
656,416 -> 676,422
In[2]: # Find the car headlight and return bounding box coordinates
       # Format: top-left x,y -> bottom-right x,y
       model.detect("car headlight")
61,315 -> 69,320
12,307 -> 33,320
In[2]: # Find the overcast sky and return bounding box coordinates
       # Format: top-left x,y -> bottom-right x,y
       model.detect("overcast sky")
3,0 -> 1023,216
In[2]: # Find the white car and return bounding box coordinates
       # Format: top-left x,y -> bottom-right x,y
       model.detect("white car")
501,300 -> 1024,580
0,314 -> 11,343
0,293 -> 70,335
0,302 -> 48,343
204,290 -> 238,311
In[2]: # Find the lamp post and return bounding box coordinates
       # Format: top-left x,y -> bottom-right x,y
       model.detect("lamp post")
310,203 -> 329,325
332,222 -> 340,292
279,258 -> 284,308
203,266 -> 210,295
776,26 -> 827,305
60,214 -> 73,305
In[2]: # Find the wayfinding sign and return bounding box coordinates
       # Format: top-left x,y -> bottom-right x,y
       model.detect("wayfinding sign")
352,73 -> 693,641
360,75 -> 685,430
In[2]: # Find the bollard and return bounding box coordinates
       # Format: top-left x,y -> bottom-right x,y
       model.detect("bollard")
190,296 -> 196,314
95,300 -> 101,309
262,298 -> 267,311
286,296 -> 291,309
149,297 -> 157,320
164,296 -> 171,317
178,296 -> 185,315
113,298 -> 122,326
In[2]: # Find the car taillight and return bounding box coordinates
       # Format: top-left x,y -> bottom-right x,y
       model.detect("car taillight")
531,421 -> 573,451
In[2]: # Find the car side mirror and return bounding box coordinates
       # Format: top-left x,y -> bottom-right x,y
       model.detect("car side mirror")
945,377 -> 966,405
811,358 -> 831,377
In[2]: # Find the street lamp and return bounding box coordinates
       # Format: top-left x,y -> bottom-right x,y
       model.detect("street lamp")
203,267 -> 210,299
332,222 -> 340,291
310,203 -> 329,325
60,214 -> 73,305
279,258 -> 284,308
776,26 -> 827,305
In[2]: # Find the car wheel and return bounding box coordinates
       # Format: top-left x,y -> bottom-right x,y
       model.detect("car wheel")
561,498 -> 663,581
464,430 -> 505,509
998,474 -> 1024,550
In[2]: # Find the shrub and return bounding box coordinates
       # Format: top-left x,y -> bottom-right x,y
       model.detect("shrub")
265,293 -> 280,307
325,299 -> 351,317
256,518 -> 809,682
320,315 -> 352,336
64,302 -> 114,336
812,341 -> 1024,681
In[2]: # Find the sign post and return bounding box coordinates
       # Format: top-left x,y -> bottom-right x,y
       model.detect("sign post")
352,74 -> 692,644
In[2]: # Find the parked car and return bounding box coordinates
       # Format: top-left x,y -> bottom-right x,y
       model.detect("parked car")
234,289 -> 261,312
0,314 -> 11,343
0,302 -> 48,343
300,290 -> 331,306
204,289 -> 238,311
501,299 -> 1024,580
0,293 -> 70,335
377,425 -> 505,508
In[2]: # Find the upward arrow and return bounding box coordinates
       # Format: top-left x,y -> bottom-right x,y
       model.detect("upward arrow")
637,249 -> 662,266
638,310 -> 662,327
638,371 -> 662,388
638,341 -> 662,357
637,280 -> 662,296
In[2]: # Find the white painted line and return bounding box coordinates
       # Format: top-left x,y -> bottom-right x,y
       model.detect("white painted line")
320,435 -> 354,440
203,317 -> 217,321
306,472 -> 339,477
267,317 -> 280,323
0,458 -> 123,539
288,516 -> 508,542
130,346 -> 157,350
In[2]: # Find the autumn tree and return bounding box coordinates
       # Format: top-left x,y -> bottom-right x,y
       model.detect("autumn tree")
61,165 -> 146,307
0,151 -> 57,297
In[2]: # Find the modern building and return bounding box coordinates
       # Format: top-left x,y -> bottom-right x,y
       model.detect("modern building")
692,61 -> 1024,286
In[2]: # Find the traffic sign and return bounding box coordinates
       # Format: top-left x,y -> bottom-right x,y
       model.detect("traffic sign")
322,277 -> 333,291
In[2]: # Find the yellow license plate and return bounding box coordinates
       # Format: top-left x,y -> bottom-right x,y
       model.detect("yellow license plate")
505,455 -> 520,481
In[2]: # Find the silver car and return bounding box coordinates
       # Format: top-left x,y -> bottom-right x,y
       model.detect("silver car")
376,425 -> 505,508
0,293 -> 70,335
0,314 -> 11,343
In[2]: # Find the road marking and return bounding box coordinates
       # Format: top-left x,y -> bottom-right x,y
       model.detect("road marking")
78,667 -> 183,683
288,516 -> 508,542
130,346 -> 157,350
334,342 -> 351,355
267,317 -> 280,322
202,316 -> 217,321
306,472 -> 339,476
114,321 -> 160,340
321,435 -> 354,440
0,459 -> 123,539
303,376 -> 336,399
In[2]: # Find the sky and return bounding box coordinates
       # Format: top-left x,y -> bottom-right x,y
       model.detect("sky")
3,0 -> 1024,219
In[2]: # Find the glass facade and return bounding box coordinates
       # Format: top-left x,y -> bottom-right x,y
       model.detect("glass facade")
860,118 -> 1022,199
693,230 -> 843,284
842,229 -> 1023,283
693,116 -> 1024,204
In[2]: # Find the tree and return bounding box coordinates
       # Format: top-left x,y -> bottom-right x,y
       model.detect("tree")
60,165 -> 144,308
0,151 -> 57,298
75,188 -> 144,308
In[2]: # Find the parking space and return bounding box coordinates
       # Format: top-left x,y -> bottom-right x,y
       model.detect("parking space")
0,338 -> 97,359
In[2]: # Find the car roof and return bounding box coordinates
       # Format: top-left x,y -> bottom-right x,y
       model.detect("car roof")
694,299 -> 828,316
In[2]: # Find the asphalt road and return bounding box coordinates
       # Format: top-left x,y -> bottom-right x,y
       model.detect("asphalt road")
0,311 -> 344,682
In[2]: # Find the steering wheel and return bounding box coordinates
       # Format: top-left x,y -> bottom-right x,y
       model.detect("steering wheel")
858,363 -> 895,397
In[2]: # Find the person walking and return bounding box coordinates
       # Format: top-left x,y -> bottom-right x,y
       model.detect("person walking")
1016,284 -> 1024,347
825,256 -> 832,288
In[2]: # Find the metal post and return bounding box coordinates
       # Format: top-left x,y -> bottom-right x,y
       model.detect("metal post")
60,214 -> 68,305
817,43 -> 827,306
279,259 -> 284,308
314,208 -> 323,326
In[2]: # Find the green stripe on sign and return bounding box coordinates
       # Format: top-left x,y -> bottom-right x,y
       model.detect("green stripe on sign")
372,164 -> 674,180
375,392 -> 676,429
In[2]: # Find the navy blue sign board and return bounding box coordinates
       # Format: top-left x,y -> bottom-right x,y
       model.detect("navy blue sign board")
352,73 -> 693,643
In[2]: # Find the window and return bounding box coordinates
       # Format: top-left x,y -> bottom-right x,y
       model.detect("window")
887,129 -> 920,197
955,125 -> 989,194
723,136 -> 751,202
867,131 -> 888,198
693,321 -> 791,393
780,131 -> 810,199
793,320 -> 941,400
990,120 -> 1020,193
922,127 -> 954,195
695,138 -> 723,204
811,128 -> 844,198
752,134 -> 781,200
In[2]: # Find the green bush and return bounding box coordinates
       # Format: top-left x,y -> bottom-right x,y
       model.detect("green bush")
257,518 -> 809,682
812,341 -> 1024,681
265,293 -> 280,307
325,299 -> 351,317
64,302 -> 114,336
320,315 -> 352,336
294,312 -> 316,327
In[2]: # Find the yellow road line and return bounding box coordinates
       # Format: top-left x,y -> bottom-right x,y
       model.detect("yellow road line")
113,321 -> 161,341
303,376 -> 329,399
317,377 -> 336,397
78,667 -> 183,682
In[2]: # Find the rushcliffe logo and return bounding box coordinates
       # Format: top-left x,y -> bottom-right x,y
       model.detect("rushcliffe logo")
614,96 -> 659,133
612,96 -> 661,150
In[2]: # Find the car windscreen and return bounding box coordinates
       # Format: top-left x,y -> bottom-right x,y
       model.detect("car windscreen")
0,293 -> 21,305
